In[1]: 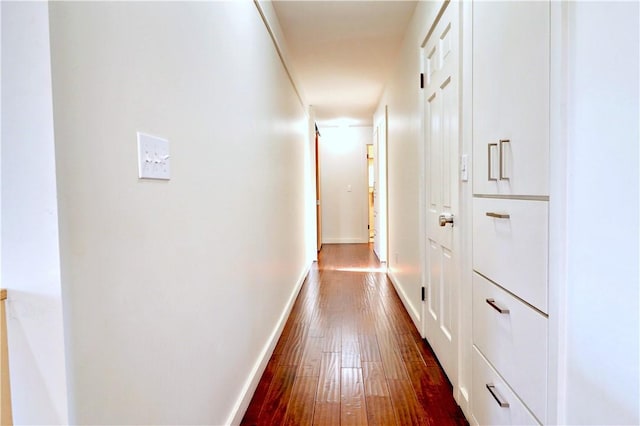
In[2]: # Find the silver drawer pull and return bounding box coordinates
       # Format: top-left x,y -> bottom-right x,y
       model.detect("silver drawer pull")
485,212 -> 510,219
486,298 -> 510,314
486,383 -> 510,408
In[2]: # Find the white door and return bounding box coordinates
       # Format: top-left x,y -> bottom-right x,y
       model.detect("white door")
423,0 -> 459,384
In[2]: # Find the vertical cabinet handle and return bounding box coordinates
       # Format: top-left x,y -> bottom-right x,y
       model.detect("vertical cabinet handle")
488,139 -> 511,182
486,383 -> 510,408
488,143 -> 498,181
486,298 -> 510,314
499,139 -> 510,180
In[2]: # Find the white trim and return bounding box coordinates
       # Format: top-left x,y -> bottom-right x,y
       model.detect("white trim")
387,270 -> 421,331
308,106 -> 319,263
456,0 -> 474,419
322,237 -> 369,244
225,263 -> 311,426
253,1 -> 307,114
547,1 -> 569,424
372,107 -> 389,263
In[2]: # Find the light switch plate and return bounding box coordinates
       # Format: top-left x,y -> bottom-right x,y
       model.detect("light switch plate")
137,132 -> 170,180
460,154 -> 468,182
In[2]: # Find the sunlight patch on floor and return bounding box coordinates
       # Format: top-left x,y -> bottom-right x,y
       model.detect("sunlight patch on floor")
333,266 -> 387,273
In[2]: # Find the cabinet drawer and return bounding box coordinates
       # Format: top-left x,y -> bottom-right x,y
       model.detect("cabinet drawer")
473,273 -> 547,423
472,346 -> 540,426
472,197 -> 548,312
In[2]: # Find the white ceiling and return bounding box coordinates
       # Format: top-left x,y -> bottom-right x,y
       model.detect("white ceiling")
272,1 -> 418,126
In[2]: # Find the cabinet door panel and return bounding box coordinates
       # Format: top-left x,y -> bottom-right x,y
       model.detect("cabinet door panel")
473,1 -> 549,196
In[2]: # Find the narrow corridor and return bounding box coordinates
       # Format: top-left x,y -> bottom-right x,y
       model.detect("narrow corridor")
242,244 -> 468,425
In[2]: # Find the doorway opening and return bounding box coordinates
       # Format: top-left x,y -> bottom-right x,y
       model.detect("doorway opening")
367,144 -> 375,242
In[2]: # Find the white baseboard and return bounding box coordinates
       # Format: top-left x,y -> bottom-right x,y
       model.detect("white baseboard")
456,386 -> 471,423
322,237 -> 369,244
387,270 -> 421,332
225,263 -> 311,426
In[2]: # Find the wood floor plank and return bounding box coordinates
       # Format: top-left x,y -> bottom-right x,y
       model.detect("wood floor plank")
366,395 -> 397,426
405,361 -> 469,425
387,379 -> 430,426
358,333 -> 381,362
322,326 -> 341,352
376,331 -> 409,380
299,336 -> 324,377
313,402 -> 341,426
396,332 -> 425,365
283,376 -> 318,426
362,362 -> 389,397
273,319 -> 297,355
341,368 -> 367,426
279,321 -> 309,366
341,335 -> 361,368
255,365 -> 297,425
317,352 -> 341,403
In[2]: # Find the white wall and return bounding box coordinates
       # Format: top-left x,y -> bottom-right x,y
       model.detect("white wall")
319,126 -> 371,244
0,2 -> 69,424
562,2 -> 639,424
48,2 -> 309,424
375,1 -> 438,324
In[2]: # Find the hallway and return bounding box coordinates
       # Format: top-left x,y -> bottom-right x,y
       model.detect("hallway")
241,244 -> 467,425
3,1 -> 638,423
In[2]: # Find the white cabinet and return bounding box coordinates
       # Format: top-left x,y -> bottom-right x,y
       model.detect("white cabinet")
472,1 -> 550,197
471,2 -> 550,425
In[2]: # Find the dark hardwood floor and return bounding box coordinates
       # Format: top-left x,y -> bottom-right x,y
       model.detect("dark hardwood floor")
241,244 -> 468,426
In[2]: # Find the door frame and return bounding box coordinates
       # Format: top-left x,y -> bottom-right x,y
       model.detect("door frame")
373,106 -> 389,263
315,126 -> 322,252
366,143 -> 375,242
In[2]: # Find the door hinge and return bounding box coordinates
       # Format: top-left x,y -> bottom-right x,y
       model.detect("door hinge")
421,286 -> 426,301
368,225 -> 370,230
420,73 -> 424,89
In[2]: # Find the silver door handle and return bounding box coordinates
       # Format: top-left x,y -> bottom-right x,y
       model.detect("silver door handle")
438,213 -> 454,227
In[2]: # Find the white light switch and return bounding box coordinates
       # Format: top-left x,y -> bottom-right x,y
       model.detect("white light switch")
137,132 -> 170,180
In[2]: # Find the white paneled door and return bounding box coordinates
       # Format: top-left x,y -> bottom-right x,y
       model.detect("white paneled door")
422,0 -> 459,385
